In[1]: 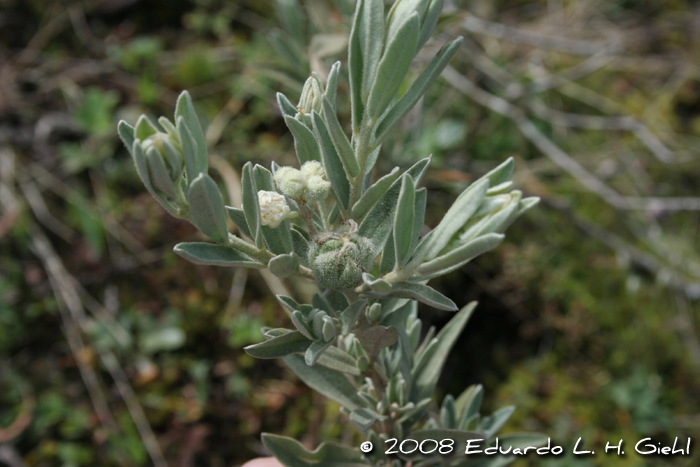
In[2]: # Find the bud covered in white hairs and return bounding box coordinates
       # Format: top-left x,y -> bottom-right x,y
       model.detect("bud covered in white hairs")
258,190 -> 294,228
274,167 -> 306,199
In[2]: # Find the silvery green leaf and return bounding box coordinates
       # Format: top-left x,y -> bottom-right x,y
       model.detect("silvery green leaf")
241,162 -> 263,248
496,433 -> 549,449
394,174 -> 416,268
487,181 -> 514,195
277,294 -> 301,313
347,0 -> 365,131
480,406 -> 515,439
350,408 -> 385,432
417,233 -> 505,279
340,299 -> 368,334
383,282 -> 457,311
322,96 -> 359,177
312,111 -> 350,210
157,116 -> 178,139
475,192 -> 521,235
362,273 -> 392,293
268,253 -> 300,278
386,0 -> 430,45
292,310 -> 315,340
374,37 -> 463,144
117,120 -> 135,155
455,384 -> 483,430
327,290 -> 350,312
351,167 -> 399,219
262,434 -> 369,467
416,0 -> 442,50
366,13 -> 420,119
187,173 -> 229,244
283,354 -> 365,410
173,242 -> 263,268
277,92 -> 299,118
359,0 -> 385,100
518,196 -> 540,215
144,146 -> 177,199
176,116 -> 200,183
284,115 -> 322,164
440,394 -> 457,429
325,61 -> 341,109
160,137 -> 183,180
484,157 -> 515,188
410,302 -> 477,402
275,0 -> 306,45
174,91 -> 208,174
225,207 -> 252,239
305,339 -> 333,365
244,330 -> 312,359
134,115 -> 158,140
356,325 -> 399,356
358,156 -> 431,250
131,141 -> 178,216
316,346 -> 361,375
412,187 -> 427,252
422,178 -> 488,260
380,234 -> 395,275
291,227 -> 310,265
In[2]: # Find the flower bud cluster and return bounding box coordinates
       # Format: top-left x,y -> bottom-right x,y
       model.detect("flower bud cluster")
273,161 -> 331,202
309,234 -> 375,291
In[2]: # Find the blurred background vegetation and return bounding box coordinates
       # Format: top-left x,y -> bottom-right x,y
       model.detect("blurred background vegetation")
1,0 -> 699,466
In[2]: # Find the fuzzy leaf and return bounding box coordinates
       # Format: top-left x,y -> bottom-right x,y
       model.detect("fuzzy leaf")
174,242 -> 263,268
316,346 -> 361,375
358,156 -> 431,250
351,167 -> 400,220
262,434 -> 369,467
410,302 -> 477,402
176,116 -> 200,183
356,325 -> 399,356
480,406 -> 515,439
283,355 -> 364,410
417,233 -> 505,279
394,174 -> 416,268
422,178 -> 488,260
325,61 -> 341,109
117,120 -> 135,154
144,147 -> 177,198
241,162 -> 263,248
187,173 -> 230,244
347,0 -> 365,131
366,13 -> 420,119
312,111 -> 350,210
456,384 -> 483,430
277,92 -> 299,118
305,340 -> 333,365
284,115 -> 322,165
359,0 -> 385,99
341,300 -> 368,334
244,330 -> 312,358
268,253 -> 300,278
175,91 -> 207,174
381,282 -> 457,311
225,207 -> 252,239
134,115 -> 158,140
322,96 -> 359,177
375,37 -> 463,144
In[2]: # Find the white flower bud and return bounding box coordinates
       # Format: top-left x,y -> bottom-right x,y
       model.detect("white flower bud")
300,161 -> 325,178
274,167 -> 306,199
258,190 -> 293,228
304,175 -> 331,201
